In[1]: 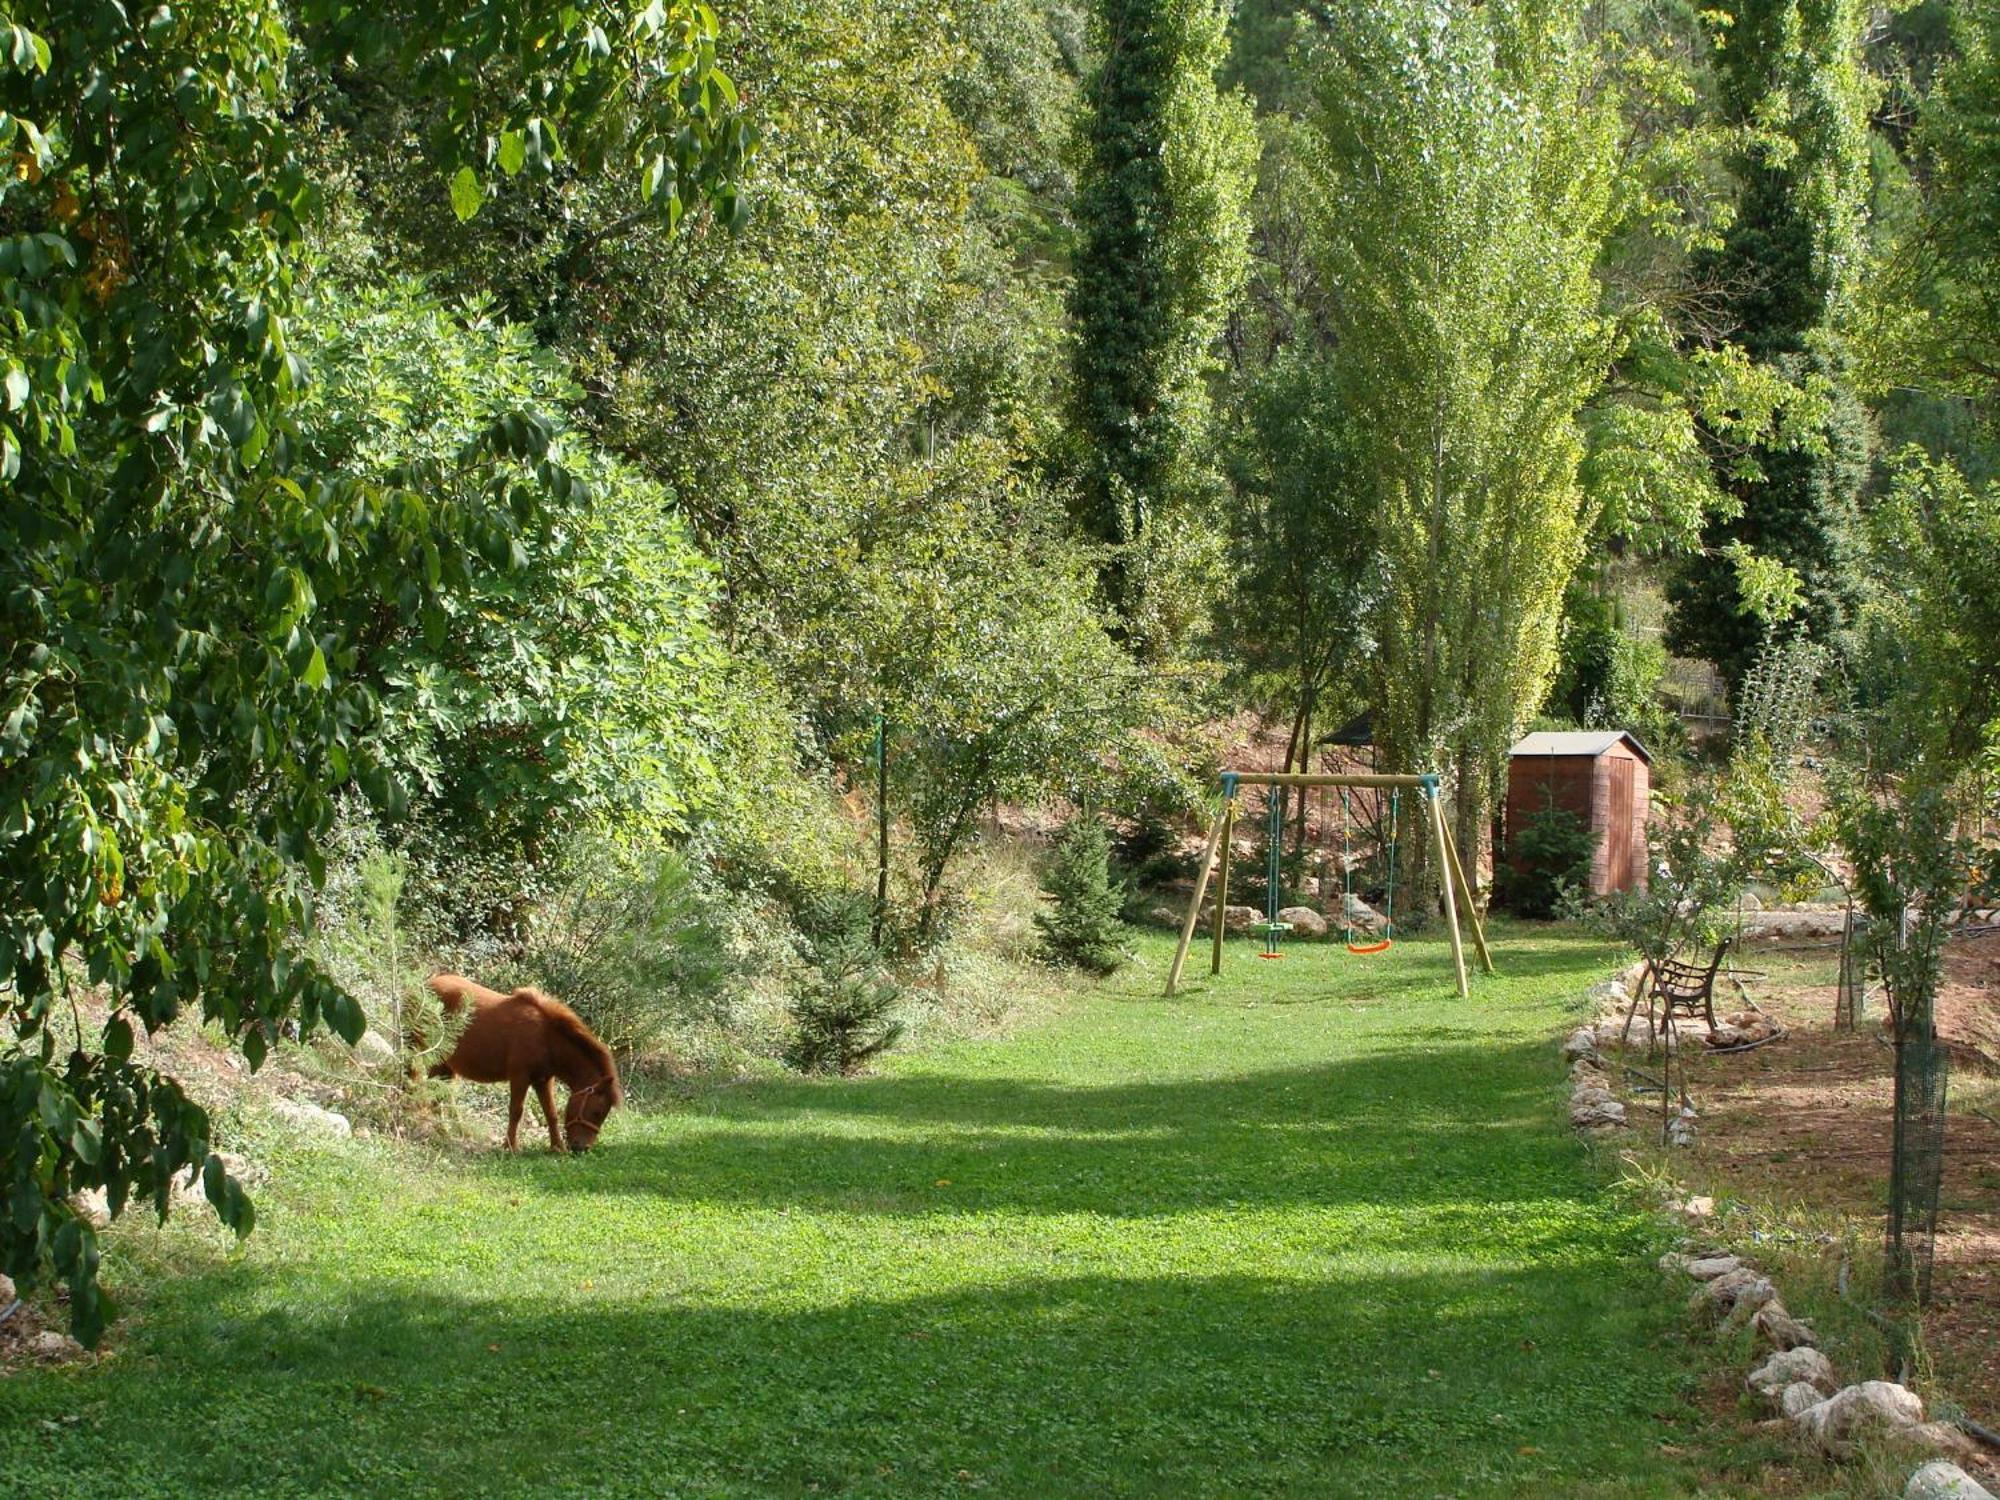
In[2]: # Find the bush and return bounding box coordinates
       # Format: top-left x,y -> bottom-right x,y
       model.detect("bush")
783,939 -> 906,1075
517,835 -> 734,1059
1493,804 -> 1597,919
1034,817 -> 1129,974
1112,801 -> 1199,889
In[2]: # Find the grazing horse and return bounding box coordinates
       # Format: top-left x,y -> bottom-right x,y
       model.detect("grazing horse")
425,974 -> 622,1152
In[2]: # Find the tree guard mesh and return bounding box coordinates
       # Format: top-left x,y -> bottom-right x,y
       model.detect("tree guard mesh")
1887,1015 -> 1950,1305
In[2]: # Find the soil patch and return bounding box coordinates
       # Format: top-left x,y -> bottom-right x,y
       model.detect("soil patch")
1655,932 -> 2000,1475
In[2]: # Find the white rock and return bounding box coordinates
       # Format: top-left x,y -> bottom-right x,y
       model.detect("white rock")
1563,1028 -> 1600,1061
1588,979 -> 1632,1008
1752,1301 -> 1818,1351
1706,1023 -> 1747,1048
271,1097 -> 351,1139
1906,1462 -> 1997,1500
1595,1014 -> 1679,1053
1748,1347 -> 1836,1398
1658,1251 -> 1691,1276
1737,891 -> 1765,913
1909,1427 -> 1987,1468
1781,1382 -> 1825,1419
1694,1266 -> 1777,1318
354,1029 -> 396,1067
1685,1255 -> 1743,1281
72,1187 -> 110,1227
1342,893 -> 1385,931
1221,904 -> 1263,934
34,1330 -> 82,1359
1571,1097 -> 1628,1129
1672,1195 -> 1716,1221
0,1272 -> 12,1304
1148,906 -> 1181,929
1793,1381 -> 1925,1457
1278,906 -> 1329,939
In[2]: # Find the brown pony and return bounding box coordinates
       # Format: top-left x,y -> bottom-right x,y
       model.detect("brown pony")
425,974 -> 622,1152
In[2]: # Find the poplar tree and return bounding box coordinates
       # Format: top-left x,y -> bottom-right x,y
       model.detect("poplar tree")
1301,0 -> 1622,876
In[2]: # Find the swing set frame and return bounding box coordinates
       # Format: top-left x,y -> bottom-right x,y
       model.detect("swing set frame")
1163,771 -> 1494,999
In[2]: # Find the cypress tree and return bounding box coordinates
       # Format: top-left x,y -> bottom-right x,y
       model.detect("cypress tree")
1067,0 -> 1255,620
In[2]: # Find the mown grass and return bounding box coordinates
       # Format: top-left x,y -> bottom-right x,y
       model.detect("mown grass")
1,926 -> 1766,1497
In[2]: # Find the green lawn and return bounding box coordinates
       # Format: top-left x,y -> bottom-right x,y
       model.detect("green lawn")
2,928 -> 1742,1498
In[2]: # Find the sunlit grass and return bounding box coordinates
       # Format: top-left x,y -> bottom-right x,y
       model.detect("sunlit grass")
0,925 -> 1775,1497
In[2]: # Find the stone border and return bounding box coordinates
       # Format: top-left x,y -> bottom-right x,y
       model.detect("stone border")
1558,968 -> 1995,1498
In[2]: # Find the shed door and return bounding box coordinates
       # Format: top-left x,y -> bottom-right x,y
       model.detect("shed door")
1604,755 -> 1635,892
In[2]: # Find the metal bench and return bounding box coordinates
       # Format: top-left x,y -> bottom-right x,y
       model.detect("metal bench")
1649,938 -> 1732,1034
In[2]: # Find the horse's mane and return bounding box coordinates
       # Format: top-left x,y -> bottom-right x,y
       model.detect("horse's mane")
515,987 -> 622,1099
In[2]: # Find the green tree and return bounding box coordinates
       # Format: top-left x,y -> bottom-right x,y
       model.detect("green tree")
1851,450 -> 2000,767
1067,0 -> 1256,635
1219,343 -> 1374,780
288,277 -> 727,884
1664,0 -> 1874,691
1300,0 -> 1621,876
0,0 -> 745,1341
1034,816 -> 1129,973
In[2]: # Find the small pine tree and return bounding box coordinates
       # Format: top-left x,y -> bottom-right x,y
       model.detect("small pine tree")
784,940 -> 905,1076
1035,817 -> 1129,974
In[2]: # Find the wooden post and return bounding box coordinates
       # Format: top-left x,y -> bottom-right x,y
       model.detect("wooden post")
1438,813 -> 1494,975
1428,788 -> 1469,999
1210,800 -> 1236,976
1166,806 -> 1230,997
872,713 -> 890,949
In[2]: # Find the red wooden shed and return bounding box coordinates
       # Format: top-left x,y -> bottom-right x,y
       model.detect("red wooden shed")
1502,730 -> 1652,896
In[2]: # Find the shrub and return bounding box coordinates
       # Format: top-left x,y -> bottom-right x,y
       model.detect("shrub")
783,939 -> 906,1075
517,835 -> 734,1059
1494,804 -> 1597,918
1112,801 -> 1199,889
1034,817 -> 1129,974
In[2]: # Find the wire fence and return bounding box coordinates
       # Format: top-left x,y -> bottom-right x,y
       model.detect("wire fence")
1888,1017 -> 1950,1305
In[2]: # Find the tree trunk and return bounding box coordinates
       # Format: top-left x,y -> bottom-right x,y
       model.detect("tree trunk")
1452,747 -> 1488,913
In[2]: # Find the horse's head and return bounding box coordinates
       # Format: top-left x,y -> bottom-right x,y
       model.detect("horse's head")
563,1072 -> 621,1152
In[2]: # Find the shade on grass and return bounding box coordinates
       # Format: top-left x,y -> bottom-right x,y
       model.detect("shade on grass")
0,928 -> 1730,1497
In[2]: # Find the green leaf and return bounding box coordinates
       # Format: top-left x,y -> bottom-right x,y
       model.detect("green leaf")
301,644 -> 329,691
449,165 -> 483,222
498,130 -> 526,176
71,1118 -> 102,1166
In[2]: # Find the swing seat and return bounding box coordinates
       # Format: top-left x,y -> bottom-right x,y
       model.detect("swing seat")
1255,919 -> 1292,959
1345,936 -> 1393,956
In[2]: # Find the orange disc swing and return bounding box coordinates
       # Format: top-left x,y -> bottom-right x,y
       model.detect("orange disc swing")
1341,786 -> 1398,955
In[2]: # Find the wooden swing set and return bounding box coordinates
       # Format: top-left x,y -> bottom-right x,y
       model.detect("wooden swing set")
1163,770 -> 1494,999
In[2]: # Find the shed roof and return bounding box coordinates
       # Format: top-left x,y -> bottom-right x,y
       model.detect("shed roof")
1509,729 -> 1652,765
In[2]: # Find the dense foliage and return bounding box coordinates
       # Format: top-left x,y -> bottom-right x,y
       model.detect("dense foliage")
0,0 -> 746,1339
1665,0 -> 1874,689
6,0 -> 2000,1347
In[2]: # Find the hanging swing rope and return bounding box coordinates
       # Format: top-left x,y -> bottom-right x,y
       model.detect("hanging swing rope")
1342,787 -> 1398,955
1258,784 -> 1292,958
1166,768 -> 1486,999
